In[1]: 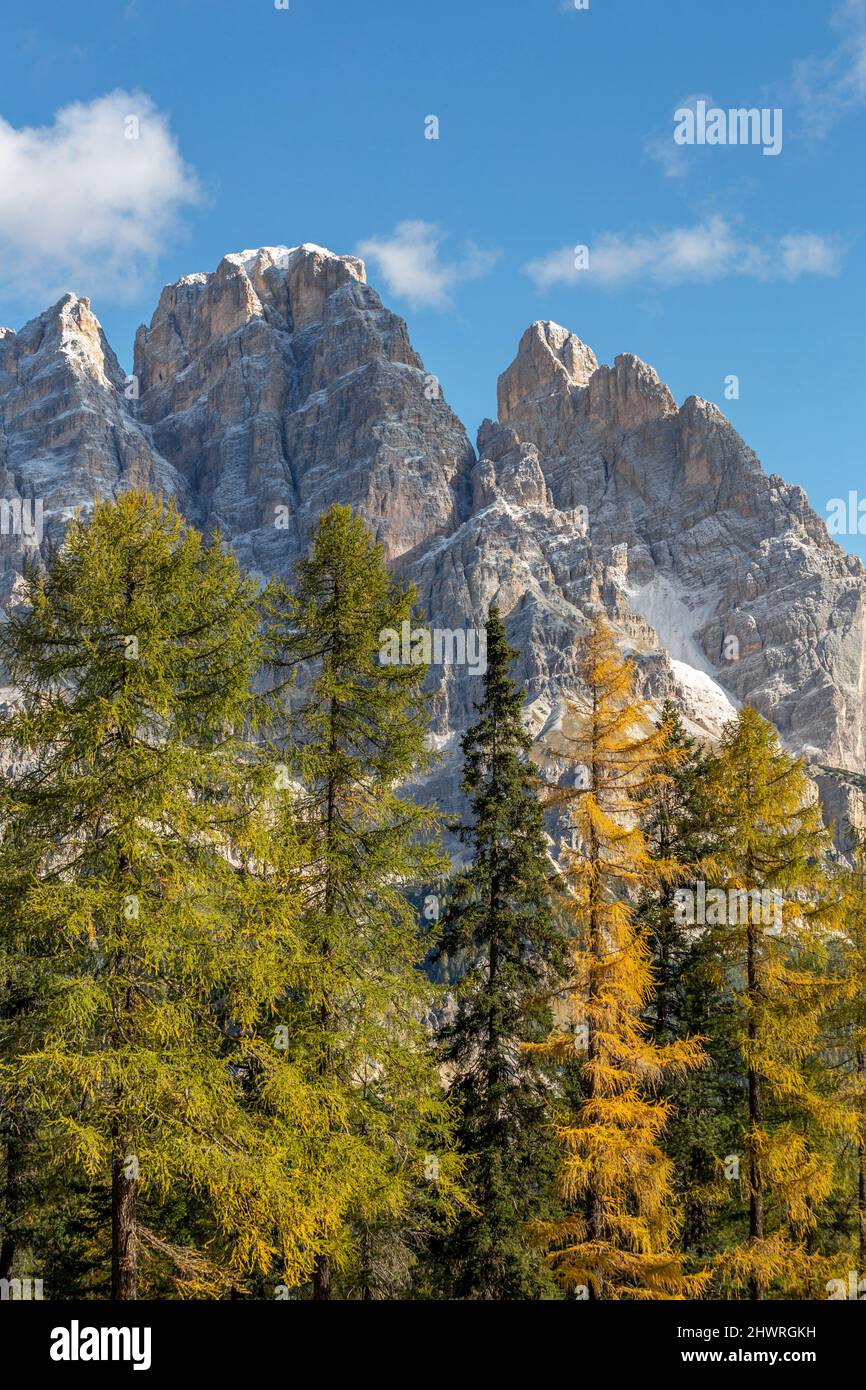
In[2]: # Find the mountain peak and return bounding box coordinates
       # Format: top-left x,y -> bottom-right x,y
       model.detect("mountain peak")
1,242 -> 864,842
222,243 -> 366,283
497,320 -> 598,429
1,291 -> 125,393
585,351 -> 678,429
497,322 -> 680,441
128,238 -> 472,569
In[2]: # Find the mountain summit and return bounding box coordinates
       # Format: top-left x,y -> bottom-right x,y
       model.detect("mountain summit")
1,243 -> 863,831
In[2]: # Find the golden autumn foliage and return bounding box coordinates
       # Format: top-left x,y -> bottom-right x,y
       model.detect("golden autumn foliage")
531,620 -> 707,1299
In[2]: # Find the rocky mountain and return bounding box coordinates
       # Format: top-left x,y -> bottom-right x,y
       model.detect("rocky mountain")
132,245 -> 474,581
1,244 -> 863,833
0,293 -> 188,588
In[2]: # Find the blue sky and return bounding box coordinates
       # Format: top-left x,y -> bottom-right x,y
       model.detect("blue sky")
1,0 -> 865,552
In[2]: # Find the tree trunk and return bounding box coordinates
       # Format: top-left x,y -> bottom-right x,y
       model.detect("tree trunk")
858,1049 -> 866,1275
312,1252 -> 331,1300
312,689 -> 340,1303
359,1227 -> 375,1301
747,920 -> 764,1301
111,1150 -> 137,1300
0,1131 -> 22,1281
586,730 -> 604,1301
682,1146 -> 709,1255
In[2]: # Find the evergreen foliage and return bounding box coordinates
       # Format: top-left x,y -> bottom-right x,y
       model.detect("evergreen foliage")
263,504 -> 464,1299
433,606 -> 569,1299
704,708 -> 848,1299
0,493 -> 322,1297
0,495 -> 861,1303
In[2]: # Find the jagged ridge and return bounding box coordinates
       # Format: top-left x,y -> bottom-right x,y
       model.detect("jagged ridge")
1,247 -> 864,834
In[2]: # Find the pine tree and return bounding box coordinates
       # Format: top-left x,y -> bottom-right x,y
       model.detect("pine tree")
432,606 -> 569,1299
534,621 -> 706,1299
639,702 -> 709,1041
705,707 -> 847,1300
0,492 -> 318,1298
263,504 -> 463,1299
638,703 -> 742,1262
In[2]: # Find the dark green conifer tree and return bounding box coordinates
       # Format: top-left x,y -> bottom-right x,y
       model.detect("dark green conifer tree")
638,701 -> 741,1263
433,606 -> 569,1299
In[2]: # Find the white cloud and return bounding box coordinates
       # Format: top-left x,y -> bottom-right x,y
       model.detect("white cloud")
778,232 -> 843,277
525,217 -> 844,290
648,4 -> 866,170
356,220 -> 497,309
0,90 -> 200,303
791,0 -> 866,137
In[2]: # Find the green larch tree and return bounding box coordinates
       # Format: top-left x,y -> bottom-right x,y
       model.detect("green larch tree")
705,707 -> 848,1300
825,833 -> 866,1281
263,504 -> 463,1300
0,492 -> 318,1298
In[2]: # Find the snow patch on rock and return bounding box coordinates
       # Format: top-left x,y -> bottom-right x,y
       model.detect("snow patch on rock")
669,659 -> 738,738
625,574 -> 715,673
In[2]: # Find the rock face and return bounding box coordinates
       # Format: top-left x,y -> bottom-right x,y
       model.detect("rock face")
1,247 -> 864,832
0,293 -> 186,596
446,320 -> 866,833
131,245 -> 474,581
476,320 -> 866,770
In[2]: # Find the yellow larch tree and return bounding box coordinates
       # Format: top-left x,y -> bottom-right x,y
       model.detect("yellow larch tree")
532,619 -> 707,1300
